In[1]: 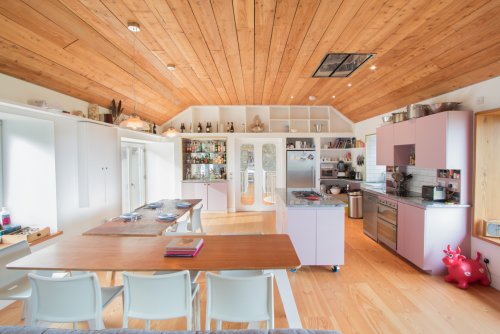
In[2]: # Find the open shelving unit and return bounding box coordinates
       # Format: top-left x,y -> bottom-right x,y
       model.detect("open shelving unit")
167,105 -> 354,134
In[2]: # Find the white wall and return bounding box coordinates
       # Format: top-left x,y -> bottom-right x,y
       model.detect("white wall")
354,76 -> 500,289
1,116 -> 58,231
0,74 -> 108,116
145,142 -> 175,202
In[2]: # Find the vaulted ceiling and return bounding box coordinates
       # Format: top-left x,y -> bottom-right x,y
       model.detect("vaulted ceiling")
0,0 -> 499,124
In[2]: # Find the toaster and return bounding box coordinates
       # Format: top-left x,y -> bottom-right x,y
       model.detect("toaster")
422,185 -> 446,201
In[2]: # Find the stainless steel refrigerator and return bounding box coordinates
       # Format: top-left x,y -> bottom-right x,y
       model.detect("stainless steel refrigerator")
286,150 -> 316,188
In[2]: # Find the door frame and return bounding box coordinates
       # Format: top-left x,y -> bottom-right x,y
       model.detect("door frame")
235,138 -> 282,211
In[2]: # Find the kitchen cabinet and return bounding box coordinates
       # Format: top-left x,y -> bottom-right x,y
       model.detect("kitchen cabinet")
77,122 -> 120,210
181,182 -> 227,212
376,124 -> 394,165
397,203 -> 425,268
287,207 -> 344,266
396,202 -> 470,274
415,111 -> 471,169
394,119 -> 416,145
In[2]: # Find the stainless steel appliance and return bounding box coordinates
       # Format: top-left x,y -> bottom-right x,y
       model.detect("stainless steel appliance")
320,163 -> 337,178
348,190 -> 363,219
422,185 -> 446,201
337,160 -> 347,177
362,191 -> 378,240
377,197 -> 398,251
286,150 -> 316,188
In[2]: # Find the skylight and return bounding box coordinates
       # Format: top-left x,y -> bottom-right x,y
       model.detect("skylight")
313,53 -> 374,78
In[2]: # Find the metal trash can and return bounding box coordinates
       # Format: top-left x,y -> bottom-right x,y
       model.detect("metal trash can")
347,190 -> 363,219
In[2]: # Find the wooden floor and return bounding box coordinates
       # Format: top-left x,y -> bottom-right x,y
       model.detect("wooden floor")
1,212 -> 499,333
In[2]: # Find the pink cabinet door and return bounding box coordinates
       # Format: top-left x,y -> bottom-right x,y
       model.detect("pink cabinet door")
376,124 -> 394,165
287,209 -> 316,265
316,209 -> 344,265
398,203 -> 425,268
416,112 -> 447,168
394,119 -> 416,145
182,183 -> 208,210
206,182 -> 228,211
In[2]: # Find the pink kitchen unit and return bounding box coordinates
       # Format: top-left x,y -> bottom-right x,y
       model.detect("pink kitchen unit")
182,181 -> 228,211
276,189 -> 346,272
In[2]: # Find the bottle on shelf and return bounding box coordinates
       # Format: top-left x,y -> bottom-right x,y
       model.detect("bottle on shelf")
197,122 -> 203,133
180,123 -> 185,133
226,122 -> 230,132
229,122 -> 235,133
206,122 -> 211,133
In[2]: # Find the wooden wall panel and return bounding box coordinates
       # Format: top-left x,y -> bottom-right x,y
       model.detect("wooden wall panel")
0,0 -> 497,124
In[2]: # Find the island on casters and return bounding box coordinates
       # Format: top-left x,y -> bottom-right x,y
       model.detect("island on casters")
276,188 -> 346,272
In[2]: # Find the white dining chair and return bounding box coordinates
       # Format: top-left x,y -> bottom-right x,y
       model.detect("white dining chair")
122,271 -> 200,330
188,204 -> 204,233
27,272 -> 123,329
205,272 -> 274,330
0,241 -> 33,322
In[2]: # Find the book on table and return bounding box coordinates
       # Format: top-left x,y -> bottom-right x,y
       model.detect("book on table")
165,237 -> 204,257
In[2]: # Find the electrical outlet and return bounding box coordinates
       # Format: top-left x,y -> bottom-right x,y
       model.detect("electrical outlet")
476,96 -> 484,105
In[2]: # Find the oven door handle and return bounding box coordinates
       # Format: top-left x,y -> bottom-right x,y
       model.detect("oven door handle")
377,215 -> 397,226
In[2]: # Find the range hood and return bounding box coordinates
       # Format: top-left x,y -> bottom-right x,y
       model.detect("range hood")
313,53 -> 374,78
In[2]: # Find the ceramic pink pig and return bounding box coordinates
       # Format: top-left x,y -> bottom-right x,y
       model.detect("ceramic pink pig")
442,245 -> 490,289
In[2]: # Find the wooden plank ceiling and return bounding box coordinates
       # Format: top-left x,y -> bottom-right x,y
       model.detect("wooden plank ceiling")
0,0 -> 499,124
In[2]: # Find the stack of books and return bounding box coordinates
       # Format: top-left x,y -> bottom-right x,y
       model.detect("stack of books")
164,237 -> 204,257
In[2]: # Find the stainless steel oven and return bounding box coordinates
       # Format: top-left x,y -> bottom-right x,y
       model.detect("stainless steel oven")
377,197 -> 398,251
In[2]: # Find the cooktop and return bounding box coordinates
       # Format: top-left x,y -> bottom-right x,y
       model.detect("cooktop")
291,191 -> 322,198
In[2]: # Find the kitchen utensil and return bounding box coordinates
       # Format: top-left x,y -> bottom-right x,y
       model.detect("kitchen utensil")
407,104 -> 430,119
314,123 -> 322,132
392,111 -> 407,123
381,115 -> 393,124
427,102 -> 461,113
329,186 -> 341,195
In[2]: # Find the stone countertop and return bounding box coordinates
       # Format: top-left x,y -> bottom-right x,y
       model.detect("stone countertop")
360,184 -> 470,208
182,179 -> 228,183
277,188 -> 347,208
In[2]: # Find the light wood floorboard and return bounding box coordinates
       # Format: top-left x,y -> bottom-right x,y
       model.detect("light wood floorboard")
0,212 -> 499,333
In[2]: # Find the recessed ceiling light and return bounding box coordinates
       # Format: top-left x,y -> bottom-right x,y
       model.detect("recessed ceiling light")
166,64 -> 176,71
127,21 -> 141,33
370,65 -> 377,71
347,83 -> 352,87
290,95 -> 294,99
308,96 -> 316,101
332,95 -> 336,99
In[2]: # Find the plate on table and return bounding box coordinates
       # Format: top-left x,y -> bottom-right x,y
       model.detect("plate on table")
157,213 -> 178,221
176,201 -> 192,208
120,212 -> 141,221
146,202 -> 163,209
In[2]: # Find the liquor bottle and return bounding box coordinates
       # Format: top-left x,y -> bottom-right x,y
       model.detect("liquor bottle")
206,122 -> 211,133
180,123 -> 185,133
229,122 -> 234,133
226,122 -> 230,132
197,122 -> 202,133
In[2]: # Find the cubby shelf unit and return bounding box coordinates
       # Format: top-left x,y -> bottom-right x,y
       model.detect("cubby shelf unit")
164,105 -> 353,134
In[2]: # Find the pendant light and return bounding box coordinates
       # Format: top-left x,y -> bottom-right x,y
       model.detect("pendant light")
120,21 -> 150,131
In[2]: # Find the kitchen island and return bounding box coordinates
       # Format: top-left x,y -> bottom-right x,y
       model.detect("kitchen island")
276,188 -> 346,271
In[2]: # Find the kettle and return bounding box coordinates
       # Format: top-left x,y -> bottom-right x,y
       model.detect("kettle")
355,171 -> 362,180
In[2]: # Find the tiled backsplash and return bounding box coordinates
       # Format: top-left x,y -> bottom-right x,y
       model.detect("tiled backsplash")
405,166 -> 437,193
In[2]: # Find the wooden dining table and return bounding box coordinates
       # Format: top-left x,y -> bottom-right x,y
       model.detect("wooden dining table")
7,234 -> 303,328
83,199 -> 202,237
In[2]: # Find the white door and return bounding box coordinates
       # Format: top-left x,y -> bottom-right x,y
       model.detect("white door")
121,142 -> 146,212
236,139 -> 282,211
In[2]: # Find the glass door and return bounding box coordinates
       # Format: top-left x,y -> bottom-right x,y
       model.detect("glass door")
121,142 -> 146,212
236,139 -> 282,211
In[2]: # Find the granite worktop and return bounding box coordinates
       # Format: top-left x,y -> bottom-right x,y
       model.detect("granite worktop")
277,188 -> 347,208
361,184 -> 470,208
182,179 -> 228,183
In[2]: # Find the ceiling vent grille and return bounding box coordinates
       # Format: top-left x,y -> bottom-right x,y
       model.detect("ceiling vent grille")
313,53 -> 374,78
